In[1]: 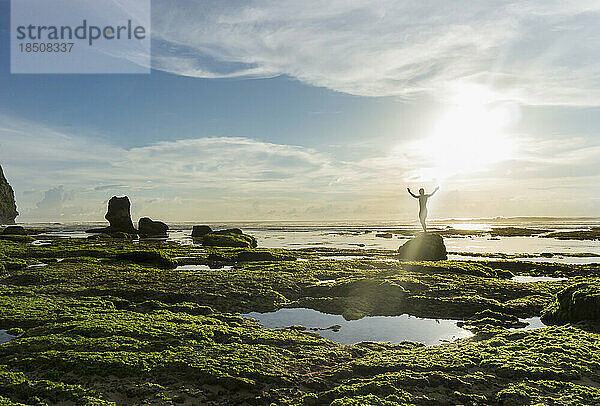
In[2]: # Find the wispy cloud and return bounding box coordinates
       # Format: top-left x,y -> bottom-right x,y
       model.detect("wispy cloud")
1,114 -> 598,220
149,0 -> 600,105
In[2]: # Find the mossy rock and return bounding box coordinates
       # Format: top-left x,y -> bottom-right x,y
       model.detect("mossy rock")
0,259 -> 27,270
541,282 -> 600,324
303,278 -> 408,319
235,250 -> 295,262
464,309 -> 527,329
398,233 -> 447,261
0,234 -> 34,243
202,232 -> 257,248
115,250 -> 177,269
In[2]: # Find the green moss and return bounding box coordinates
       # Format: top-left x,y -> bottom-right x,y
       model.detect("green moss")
115,249 -> 177,269
202,233 -> 258,248
0,237 -> 598,404
541,281 -> 600,324
0,235 -> 34,243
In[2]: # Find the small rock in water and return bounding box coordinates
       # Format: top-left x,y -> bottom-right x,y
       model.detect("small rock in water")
138,217 -> 168,237
376,233 -> 393,238
398,233 -> 447,261
191,225 -> 212,238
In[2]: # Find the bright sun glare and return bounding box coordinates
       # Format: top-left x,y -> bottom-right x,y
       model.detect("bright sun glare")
414,85 -> 520,179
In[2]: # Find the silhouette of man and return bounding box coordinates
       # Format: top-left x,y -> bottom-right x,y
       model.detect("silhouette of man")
407,186 -> 439,232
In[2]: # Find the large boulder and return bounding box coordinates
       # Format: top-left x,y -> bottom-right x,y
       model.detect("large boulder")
87,196 -> 137,234
398,233 -> 447,261
138,217 -> 168,237
191,225 -> 212,238
541,282 -> 600,324
0,165 -> 18,225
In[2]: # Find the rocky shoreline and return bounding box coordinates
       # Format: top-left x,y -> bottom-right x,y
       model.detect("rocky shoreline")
0,225 -> 599,405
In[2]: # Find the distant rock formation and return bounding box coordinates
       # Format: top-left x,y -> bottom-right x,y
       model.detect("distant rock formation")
138,217 -> 168,237
87,196 -> 137,234
0,165 -> 18,225
398,233 -> 447,261
191,225 -> 212,238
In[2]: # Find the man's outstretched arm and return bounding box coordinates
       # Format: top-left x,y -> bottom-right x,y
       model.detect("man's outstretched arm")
427,186 -> 440,197
407,188 -> 418,198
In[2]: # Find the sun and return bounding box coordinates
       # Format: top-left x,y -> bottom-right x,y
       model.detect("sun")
413,85 -> 519,179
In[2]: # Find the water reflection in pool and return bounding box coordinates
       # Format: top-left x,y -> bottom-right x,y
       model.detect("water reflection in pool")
243,308 -> 472,346
511,276 -> 568,283
512,317 -> 547,331
175,265 -> 233,271
0,330 -> 16,344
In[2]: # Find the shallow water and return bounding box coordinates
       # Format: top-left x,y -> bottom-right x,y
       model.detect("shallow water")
0,330 -> 16,344
511,276 -> 568,283
30,240 -> 52,246
514,256 -> 600,265
175,265 -> 233,271
317,255 -> 372,261
27,263 -> 48,268
315,279 -> 336,285
25,221 -> 600,259
243,308 -> 473,346
448,253 -> 600,265
512,317 -> 547,331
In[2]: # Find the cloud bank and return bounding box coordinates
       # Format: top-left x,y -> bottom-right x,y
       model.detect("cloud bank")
150,0 -> 600,105
1,114 -> 599,221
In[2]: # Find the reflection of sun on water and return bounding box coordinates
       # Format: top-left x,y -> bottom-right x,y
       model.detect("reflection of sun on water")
413,85 -> 520,180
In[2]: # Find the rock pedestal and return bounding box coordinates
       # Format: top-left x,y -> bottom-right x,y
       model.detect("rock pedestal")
87,196 -> 137,234
0,165 -> 18,225
138,217 -> 168,237
398,233 -> 447,261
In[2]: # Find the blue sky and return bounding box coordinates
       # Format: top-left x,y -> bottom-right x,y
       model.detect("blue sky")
1,0 -> 600,222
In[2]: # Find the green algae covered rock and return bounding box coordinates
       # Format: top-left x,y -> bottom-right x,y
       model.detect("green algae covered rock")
235,250 -> 295,262
541,282 -> 600,324
301,278 -> 408,320
398,233 -> 447,261
115,249 -> 177,269
0,234 -> 34,243
202,232 -> 258,248
464,309 -> 527,329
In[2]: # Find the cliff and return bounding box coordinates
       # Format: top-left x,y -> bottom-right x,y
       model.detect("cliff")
0,165 -> 18,224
